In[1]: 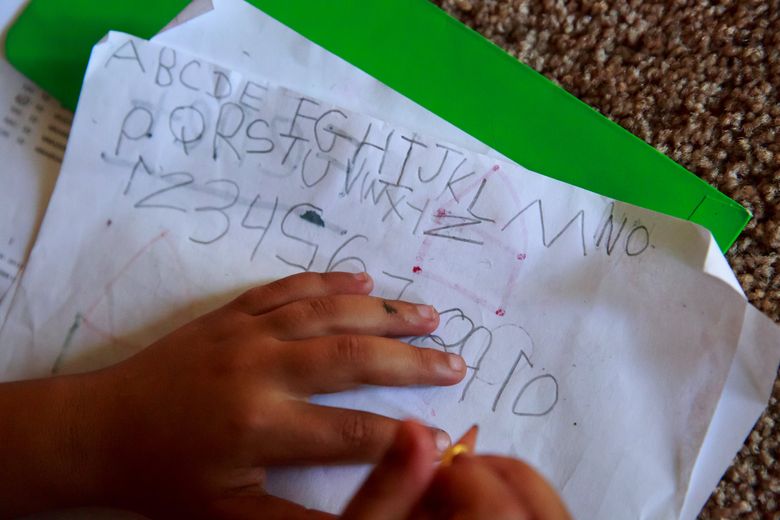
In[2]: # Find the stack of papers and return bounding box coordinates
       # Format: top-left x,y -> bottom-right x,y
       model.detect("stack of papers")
0,0 -> 72,327
1,1 -> 778,519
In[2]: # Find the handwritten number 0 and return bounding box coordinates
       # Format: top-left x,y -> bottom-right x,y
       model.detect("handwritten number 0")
512,374 -> 559,417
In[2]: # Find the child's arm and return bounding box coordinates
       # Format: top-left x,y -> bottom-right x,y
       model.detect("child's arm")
0,272 -> 465,519
0,370 -> 114,516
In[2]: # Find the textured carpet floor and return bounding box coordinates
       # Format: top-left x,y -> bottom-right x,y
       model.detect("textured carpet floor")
431,0 -> 780,518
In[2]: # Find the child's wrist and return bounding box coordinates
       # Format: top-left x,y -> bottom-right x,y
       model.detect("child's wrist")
57,370 -> 122,507
37,372 -> 119,510
0,372 -> 119,516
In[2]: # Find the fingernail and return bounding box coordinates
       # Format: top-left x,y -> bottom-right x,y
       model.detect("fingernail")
436,354 -> 465,379
354,272 -> 370,284
448,354 -> 465,373
416,304 -> 437,321
434,429 -> 451,453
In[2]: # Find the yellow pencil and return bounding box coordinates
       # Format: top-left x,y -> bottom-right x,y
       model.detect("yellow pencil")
440,424 -> 479,466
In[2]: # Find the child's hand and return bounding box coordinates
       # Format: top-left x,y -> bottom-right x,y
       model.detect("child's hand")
0,272 -> 465,519
344,421 -> 571,520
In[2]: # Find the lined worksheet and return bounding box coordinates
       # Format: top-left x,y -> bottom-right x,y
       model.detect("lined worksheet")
0,1 -> 73,325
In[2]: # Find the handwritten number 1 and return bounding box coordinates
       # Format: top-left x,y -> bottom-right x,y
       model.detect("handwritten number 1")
125,156 -> 153,195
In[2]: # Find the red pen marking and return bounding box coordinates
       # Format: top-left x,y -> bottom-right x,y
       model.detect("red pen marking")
412,165 -> 530,312
414,165 -> 504,267
516,253 -> 527,260
84,230 -> 170,316
421,269 -> 490,307
495,167 -> 522,207
162,232 -> 193,303
80,316 -> 135,351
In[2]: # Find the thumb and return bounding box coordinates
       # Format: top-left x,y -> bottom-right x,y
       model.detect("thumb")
212,494 -> 335,520
342,420 -> 440,520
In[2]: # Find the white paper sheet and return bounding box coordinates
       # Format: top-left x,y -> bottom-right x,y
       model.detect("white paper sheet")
153,0 -> 749,300
0,0 -> 26,33
2,34 -> 778,519
152,1 -> 763,516
153,0 -> 495,157
0,0 -> 72,328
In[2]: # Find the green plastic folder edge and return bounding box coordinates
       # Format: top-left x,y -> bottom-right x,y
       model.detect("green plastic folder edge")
5,0 -> 750,252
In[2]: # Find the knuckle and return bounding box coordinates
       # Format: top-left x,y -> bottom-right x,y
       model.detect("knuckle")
234,285 -> 265,309
339,413 -> 374,449
262,277 -> 292,302
262,278 -> 285,295
228,404 -> 268,440
208,345 -> 249,376
310,271 -> 330,287
207,335 -> 274,378
296,271 -> 327,290
306,296 -> 339,321
412,345 -> 436,373
335,335 -> 367,365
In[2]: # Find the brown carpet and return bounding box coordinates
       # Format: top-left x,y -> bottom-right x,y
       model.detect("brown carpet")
431,0 -> 780,518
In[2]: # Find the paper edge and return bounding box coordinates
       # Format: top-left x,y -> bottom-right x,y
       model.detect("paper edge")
157,0 -> 214,34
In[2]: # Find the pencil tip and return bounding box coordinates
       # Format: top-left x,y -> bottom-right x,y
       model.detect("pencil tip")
459,424 -> 479,450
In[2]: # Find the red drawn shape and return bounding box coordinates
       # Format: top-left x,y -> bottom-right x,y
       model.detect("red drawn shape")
435,208 -> 447,218
516,253 -> 527,261
492,164 -> 500,171
495,308 -> 506,317
412,265 -> 423,273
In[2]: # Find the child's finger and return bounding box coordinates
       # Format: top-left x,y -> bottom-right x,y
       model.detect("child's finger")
231,272 -> 373,315
257,295 -> 439,340
211,494 -> 335,520
479,456 -> 572,520
254,404 -> 449,465
416,455 -> 530,520
276,335 -> 466,394
342,420 -> 439,520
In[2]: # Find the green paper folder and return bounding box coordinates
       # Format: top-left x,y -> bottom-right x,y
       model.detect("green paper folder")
5,0 -> 750,251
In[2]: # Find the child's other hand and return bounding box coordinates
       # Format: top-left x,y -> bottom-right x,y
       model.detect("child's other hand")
80,272 -> 464,518
344,421 -> 571,520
